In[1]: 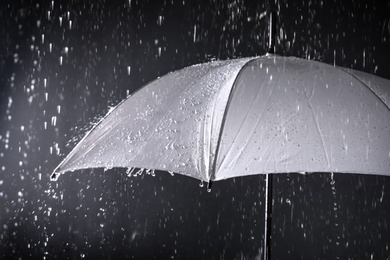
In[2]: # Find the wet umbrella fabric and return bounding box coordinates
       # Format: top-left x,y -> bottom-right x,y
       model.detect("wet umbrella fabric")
52,55 -> 390,181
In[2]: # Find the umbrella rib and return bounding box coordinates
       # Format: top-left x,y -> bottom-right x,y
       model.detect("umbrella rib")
210,57 -> 259,180
225,77 -> 275,173
203,90 -> 216,181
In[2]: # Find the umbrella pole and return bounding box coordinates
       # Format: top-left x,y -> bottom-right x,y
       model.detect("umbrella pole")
264,12 -> 276,259
264,13 -> 276,259
267,11 -> 276,54
263,173 -> 273,260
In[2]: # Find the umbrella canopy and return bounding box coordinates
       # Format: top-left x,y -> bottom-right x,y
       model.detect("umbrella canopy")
52,55 -> 390,182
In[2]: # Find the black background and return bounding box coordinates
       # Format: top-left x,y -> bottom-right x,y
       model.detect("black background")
0,0 -> 389,259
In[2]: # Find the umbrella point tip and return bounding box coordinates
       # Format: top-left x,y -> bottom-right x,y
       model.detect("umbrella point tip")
207,180 -> 213,192
50,172 -> 60,181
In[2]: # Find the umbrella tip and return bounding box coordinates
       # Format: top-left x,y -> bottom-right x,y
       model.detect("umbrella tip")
266,11 -> 276,55
50,172 -> 60,181
207,180 -> 213,192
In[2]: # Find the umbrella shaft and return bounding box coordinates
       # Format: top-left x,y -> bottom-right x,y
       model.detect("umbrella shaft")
264,173 -> 273,260
268,12 -> 276,54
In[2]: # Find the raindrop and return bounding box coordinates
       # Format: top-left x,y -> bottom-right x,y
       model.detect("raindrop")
157,15 -> 163,25
199,180 -> 204,187
13,53 -> 19,63
135,168 -> 144,176
7,97 -> 12,108
51,116 -> 57,126
168,171 -> 174,176
330,172 -> 335,185
362,49 -> 366,68
193,25 -> 196,42
127,66 -> 131,75
103,166 -> 113,172
126,167 -> 135,177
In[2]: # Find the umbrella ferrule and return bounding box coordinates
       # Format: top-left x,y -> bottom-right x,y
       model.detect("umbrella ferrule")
267,11 -> 276,54
207,180 -> 213,191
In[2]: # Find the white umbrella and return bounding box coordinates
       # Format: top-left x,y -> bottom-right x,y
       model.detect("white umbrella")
52,54 -> 390,260
52,55 -> 390,181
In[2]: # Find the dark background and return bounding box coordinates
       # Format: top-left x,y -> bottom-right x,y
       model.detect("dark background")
1,0 -> 389,259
